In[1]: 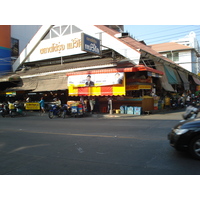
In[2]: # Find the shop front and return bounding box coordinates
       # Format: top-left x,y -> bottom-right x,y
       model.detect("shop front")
66,65 -> 164,114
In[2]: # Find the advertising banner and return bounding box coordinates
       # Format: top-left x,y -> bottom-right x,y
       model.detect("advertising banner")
68,72 -> 124,87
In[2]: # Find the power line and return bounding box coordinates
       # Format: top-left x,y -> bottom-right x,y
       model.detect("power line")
144,28 -> 200,42
137,25 -> 195,37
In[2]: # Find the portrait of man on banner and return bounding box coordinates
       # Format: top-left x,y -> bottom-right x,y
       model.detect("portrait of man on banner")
85,75 -> 94,86
113,73 -> 123,84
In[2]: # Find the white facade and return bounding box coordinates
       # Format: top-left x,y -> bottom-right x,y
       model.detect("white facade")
171,31 -> 200,74
12,25 -> 141,71
162,50 -> 193,72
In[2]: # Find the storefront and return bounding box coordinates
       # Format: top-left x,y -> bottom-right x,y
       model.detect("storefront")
66,65 -> 164,113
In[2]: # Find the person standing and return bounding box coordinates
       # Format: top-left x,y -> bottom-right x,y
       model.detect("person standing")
89,97 -> 95,114
39,97 -> 45,114
186,95 -> 191,106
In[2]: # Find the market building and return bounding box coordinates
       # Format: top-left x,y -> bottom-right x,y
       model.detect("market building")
1,25 -> 200,113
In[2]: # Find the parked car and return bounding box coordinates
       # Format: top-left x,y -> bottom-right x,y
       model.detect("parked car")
168,118 -> 200,160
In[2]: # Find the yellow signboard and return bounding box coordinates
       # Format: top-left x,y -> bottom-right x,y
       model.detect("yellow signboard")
25,103 -> 40,110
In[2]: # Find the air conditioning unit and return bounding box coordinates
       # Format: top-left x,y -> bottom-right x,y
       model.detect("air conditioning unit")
115,32 -> 129,38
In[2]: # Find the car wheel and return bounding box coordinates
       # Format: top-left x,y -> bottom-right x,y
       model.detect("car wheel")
189,135 -> 200,160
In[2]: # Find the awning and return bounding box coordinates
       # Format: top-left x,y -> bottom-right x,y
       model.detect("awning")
155,65 -> 175,92
5,78 -> 38,92
178,71 -> 190,90
33,76 -> 68,92
66,65 -> 164,76
164,66 -> 181,85
192,76 -> 200,85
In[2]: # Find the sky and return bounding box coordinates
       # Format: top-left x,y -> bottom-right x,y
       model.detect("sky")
124,25 -> 200,45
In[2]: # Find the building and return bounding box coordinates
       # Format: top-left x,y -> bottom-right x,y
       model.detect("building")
1,25 -> 200,113
150,32 -> 200,74
0,25 -> 41,74
0,25 -> 11,74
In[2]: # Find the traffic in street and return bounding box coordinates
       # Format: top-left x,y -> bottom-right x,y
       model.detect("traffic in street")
1,110 -> 200,175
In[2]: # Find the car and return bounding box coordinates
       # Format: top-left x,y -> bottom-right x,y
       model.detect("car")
168,118 -> 200,160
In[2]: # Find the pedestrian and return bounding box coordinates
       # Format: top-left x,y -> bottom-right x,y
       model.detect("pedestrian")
107,97 -> 112,113
39,97 -> 45,114
94,97 -> 100,113
89,97 -> 95,114
186,95 -> 191,106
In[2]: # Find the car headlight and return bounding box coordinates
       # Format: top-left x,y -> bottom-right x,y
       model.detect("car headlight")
174,128 -> 189,135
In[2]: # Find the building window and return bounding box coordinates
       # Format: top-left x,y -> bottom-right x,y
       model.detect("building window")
167,52 -> 179,62
43,25 -> 82,40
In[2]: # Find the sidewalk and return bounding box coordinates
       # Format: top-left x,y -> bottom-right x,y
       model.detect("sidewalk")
26,108 -> 185,119
85,108 -> 186,118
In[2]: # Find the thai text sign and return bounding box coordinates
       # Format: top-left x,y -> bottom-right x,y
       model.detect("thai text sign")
25,103 -> 40,110
81,33 -> 101,55
68,72 -> 124,87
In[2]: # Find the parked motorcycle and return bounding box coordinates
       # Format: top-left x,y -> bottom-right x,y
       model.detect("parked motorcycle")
170,98 -> 178,109
62,104 -> 72,118
1,103 -> 10,117
9,103 -> 26,117
182,105 -> 199,121
48,104 -> 63,119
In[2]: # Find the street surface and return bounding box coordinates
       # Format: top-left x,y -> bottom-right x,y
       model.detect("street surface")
0,110 -> 200,175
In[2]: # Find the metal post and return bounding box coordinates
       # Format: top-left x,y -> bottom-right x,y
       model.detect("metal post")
109,99 -> 113,114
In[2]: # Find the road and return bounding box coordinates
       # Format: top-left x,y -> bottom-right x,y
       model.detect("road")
0,110 -> 200,175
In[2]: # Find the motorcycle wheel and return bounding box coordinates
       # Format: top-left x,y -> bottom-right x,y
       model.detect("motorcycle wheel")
1,113 -> 5,117
48,111 -> 54,119
62,110 -> 66,119
22,111 -> 26,116
10,111 -> 15,118
58,111 -> 62,118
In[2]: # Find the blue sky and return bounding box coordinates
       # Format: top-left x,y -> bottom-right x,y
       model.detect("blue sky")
124,25 -> 200,45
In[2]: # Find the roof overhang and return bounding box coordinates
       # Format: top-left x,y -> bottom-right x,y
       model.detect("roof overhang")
66,65 -> 164,76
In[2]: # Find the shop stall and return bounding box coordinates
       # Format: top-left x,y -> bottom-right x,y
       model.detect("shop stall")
66,65 -> 164,114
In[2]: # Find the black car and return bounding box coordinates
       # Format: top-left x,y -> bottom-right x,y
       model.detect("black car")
168,118 -> 200,160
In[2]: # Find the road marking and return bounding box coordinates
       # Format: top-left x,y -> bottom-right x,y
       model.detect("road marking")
0,128 -> 164,140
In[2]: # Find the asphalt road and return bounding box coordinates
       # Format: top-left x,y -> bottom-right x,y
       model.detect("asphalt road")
0,110 -> 200,175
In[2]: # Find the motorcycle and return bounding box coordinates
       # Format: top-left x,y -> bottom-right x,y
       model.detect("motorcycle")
0,103 -> 10,117
62,104 -> 72,118
9,103 -> 26,117
48,104 -> 63,119
170,98 -> 178,109
182,105 -> 199,121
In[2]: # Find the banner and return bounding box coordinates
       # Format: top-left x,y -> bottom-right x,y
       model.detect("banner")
68,72 -> 124,87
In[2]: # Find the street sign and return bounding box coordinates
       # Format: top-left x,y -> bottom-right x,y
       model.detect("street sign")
81,33 -> 101,55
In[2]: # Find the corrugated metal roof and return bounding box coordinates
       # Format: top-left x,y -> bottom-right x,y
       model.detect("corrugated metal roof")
149,42 -> 192,52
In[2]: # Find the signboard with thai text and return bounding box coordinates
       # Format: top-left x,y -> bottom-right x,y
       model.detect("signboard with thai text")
26,32 -> 85,62
81,33 -> 101,55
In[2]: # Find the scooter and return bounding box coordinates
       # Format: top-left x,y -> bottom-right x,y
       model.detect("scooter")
182,105 -> 199,121
9,103 -> 26,117
0,103 -> 10,117
48,104 -> 63,119
62,104 -> 72,118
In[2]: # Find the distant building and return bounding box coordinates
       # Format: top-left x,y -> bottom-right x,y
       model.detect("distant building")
0,25 -> 42,75
150,32 -> 200,74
